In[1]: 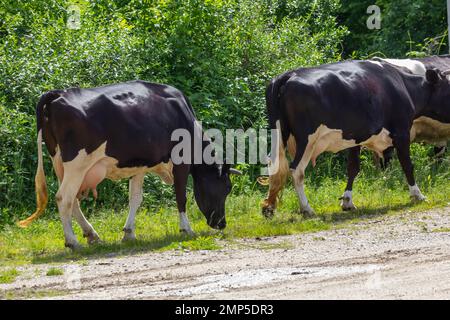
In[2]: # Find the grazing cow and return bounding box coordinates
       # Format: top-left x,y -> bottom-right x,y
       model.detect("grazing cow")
261,60 -> 450,217
341,56 -> 450,210
19,81 -> 240,249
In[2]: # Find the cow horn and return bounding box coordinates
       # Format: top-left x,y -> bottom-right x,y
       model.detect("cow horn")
442,69 -> 450,76
229,168 -> 242,175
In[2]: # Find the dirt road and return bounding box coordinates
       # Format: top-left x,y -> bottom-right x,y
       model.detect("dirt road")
2,206 -> 450,299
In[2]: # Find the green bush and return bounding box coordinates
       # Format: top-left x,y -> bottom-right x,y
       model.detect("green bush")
340,0 -> 448,58
1,0 -> 447,226
0,0 -> 345,222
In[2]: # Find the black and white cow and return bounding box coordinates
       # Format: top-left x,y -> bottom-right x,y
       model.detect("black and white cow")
19,81 -> 240,249
341,56 -> 450,210
370,56 -> 450,168
262,59 -> 450,217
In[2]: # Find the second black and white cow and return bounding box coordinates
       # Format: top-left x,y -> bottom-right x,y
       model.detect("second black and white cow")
341,56 -> 450,210
262,60 -> 450,217
19,81 -> 240,249
384,55 -> 450,153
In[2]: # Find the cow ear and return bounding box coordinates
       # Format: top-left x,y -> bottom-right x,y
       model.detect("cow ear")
426,69 -> 440,85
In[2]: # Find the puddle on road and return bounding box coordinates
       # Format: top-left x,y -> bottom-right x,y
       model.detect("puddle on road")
151,264 -> 382,297
52,264 -> 382,299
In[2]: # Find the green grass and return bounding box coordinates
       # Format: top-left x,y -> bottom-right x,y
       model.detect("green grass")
46,267 -> 64,276
1,289 -> 68,300
0,170 -> 448,267
432,227 -> 450,233
0,268 -> 20,283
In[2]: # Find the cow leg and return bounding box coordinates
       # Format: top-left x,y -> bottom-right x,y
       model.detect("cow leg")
381,146 -> 395,169
122,173 -> 145,242
73,200 -> 100,244
290,136 -> 315,217
54,155 -> 100,244
341,146 -> 360,211
394,136 -> 426,201
434,141 -> 447,158
56,172 -> 86,250
173,164 -> 194,235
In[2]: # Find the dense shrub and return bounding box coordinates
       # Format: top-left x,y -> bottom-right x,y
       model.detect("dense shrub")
339,0 -> 448,58
0,0 -> 346,219
1,0 -> 447,225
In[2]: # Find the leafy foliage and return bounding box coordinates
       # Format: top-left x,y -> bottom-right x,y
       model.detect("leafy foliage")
340,0 -> 448,58
0,0 -> 345,220
0,0 -> 448,226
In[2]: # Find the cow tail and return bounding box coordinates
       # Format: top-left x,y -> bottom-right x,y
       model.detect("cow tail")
260,73 -> 292,210
18,91 -> 60,227
266,73 -> 292,143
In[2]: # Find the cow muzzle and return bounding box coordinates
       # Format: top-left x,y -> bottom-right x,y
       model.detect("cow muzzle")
208,210 -> 226,230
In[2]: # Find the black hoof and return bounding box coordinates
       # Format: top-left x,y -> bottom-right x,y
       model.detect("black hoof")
262,206 -> 275,219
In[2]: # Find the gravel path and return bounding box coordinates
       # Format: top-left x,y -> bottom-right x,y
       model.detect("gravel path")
1,206 -> 450,299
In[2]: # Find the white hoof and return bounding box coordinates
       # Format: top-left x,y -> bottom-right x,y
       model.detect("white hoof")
179,212 -> 195,236
409,184 -> 426,202
341,198 -> 357,211
340,191 -> 357,211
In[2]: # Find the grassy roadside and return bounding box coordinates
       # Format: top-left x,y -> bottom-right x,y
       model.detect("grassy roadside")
0,173 -> 448,268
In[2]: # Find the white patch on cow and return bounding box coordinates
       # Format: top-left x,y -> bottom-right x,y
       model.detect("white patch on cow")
360,128 -> 393,157
50,145 -> 100,244
367,60 -> 383,68
409,184 -> 426,201
70,148 -> 174,198
73,200 -> 100,244
376,58 -> 426,75
308,125 -> 358,166
51,146 -> 64,182
179,212 -> 194,235
290,125 -> 393,215
56,142 -> 108,248
304,125 -> 392,166
268,120 -> 289,177
340,190 -> 357,211
290,168 -> 315,216
55,141 -> 176,247
122,173 -> 145,242
286,134 -> 296,158
410,116 -> 450,144
105,160 -> 174,183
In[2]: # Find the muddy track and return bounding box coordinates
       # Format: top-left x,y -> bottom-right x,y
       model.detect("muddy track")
1,206 -> 450,299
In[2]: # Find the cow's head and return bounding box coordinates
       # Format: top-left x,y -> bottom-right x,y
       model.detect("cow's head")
424,69 -> 450,123
192,164 -> 241,230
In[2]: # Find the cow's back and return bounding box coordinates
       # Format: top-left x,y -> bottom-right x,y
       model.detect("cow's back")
280,61 -> 414,142
46,81 -> 195,168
